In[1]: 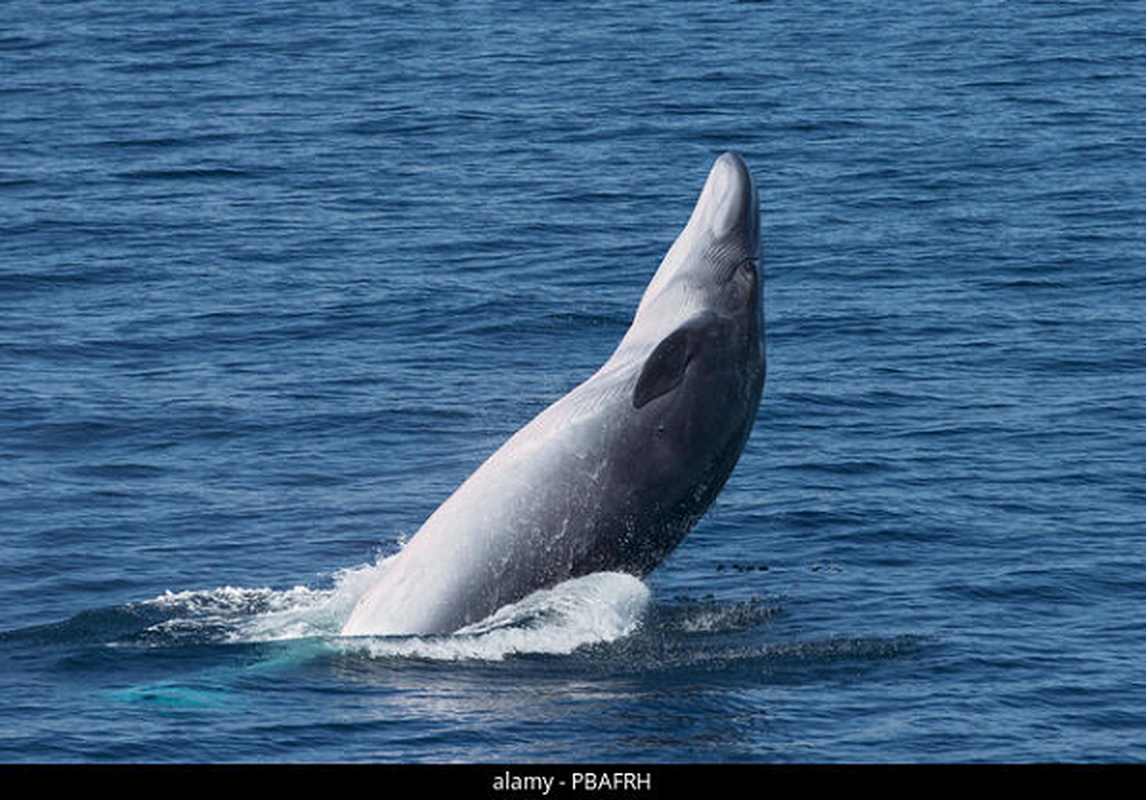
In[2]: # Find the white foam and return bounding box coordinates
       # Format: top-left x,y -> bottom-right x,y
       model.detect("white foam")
339,571 -> 650,662
138,558 -> 648,661
137,583 -> 337,643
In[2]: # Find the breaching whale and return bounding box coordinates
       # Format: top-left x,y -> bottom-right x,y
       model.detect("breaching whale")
342,151 -> 764,636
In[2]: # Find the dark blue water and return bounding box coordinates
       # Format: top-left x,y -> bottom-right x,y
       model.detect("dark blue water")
2,0 -> 1144,763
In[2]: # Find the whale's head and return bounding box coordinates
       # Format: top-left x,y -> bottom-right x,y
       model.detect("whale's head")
593,152 -> 764,574
681,150 -> 761,271
621,151 -> 762,355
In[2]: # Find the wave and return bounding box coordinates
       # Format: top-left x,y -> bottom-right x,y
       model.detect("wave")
4,557 -> 919,676
6,559 -> 651,663
338,572 -> 650,662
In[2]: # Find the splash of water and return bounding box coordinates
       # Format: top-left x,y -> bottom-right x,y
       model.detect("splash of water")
130,558 -> 650,662
340,571 -> 651,661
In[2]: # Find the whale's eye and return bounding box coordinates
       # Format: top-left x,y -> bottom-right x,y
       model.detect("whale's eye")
734,258 -> 758,288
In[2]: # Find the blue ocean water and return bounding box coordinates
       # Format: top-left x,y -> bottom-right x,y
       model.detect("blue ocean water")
1,0 -> 1144,763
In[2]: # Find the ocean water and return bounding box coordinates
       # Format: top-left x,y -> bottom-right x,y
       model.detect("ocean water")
2,0 -> 1144,764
